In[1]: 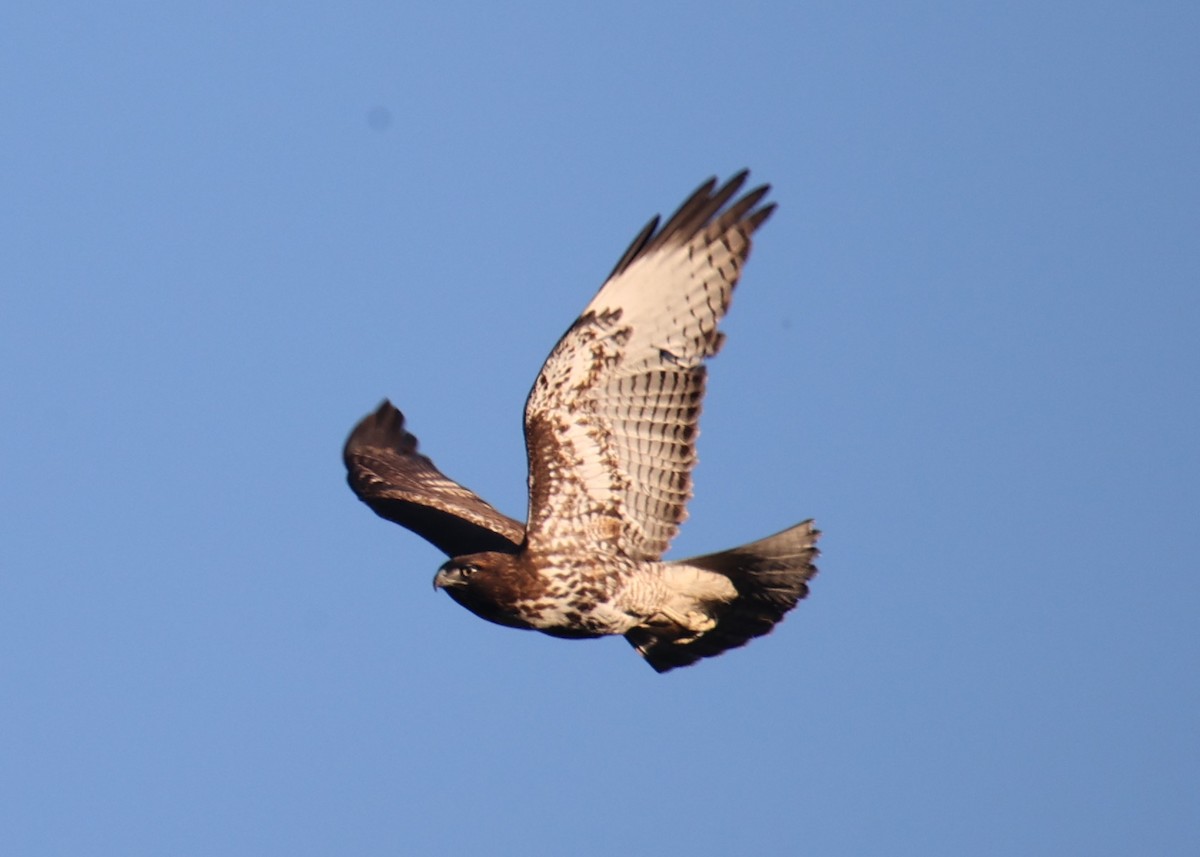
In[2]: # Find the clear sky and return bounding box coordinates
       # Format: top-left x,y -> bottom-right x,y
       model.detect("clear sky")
3,3 -> 1198,855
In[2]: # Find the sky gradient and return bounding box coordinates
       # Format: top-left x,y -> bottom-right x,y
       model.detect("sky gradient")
3,3 -> 1198,855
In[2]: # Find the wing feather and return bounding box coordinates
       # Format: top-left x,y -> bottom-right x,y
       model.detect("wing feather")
523,173 -> 775,561
344,400 -> 524,557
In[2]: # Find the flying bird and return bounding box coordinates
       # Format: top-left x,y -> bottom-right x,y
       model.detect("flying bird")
344,171 -> 820,672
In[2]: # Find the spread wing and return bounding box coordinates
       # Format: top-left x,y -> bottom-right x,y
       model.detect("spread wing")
344,400 -> 525,557
523,172 -> 775,562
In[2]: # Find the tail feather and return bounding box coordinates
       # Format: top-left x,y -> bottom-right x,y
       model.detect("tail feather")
625,520 -> 821,673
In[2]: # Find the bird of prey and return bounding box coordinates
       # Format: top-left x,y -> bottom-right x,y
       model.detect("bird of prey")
344,171 -> 820,672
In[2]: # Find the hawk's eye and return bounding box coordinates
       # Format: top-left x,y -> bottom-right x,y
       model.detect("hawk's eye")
459,564 -> 478,577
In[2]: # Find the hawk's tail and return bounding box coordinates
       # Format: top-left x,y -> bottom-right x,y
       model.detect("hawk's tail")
625,520 -> 821,673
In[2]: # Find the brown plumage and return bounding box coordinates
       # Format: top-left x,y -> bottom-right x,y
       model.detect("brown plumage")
343,172 -> 821,672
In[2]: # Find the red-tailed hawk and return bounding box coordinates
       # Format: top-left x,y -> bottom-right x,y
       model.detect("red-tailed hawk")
344,172 -> 820,672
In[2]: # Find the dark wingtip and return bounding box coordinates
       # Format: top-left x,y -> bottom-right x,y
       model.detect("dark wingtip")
343,399 -> 418,465
749,201 -> 777,231
607,215 -> 661,279
607,171 -> 774,279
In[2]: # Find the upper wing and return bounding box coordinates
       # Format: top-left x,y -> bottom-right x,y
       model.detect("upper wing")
344,400 -> 525,557
523,172 -> 775,562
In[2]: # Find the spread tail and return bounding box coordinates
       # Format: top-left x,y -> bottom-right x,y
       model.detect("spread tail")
625,520 -> 821,673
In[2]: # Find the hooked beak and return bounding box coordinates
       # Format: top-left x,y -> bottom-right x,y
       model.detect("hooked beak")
433,564 -> 463,591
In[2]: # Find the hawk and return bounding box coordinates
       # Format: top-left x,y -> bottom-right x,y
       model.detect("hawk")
344,171 -> 820,672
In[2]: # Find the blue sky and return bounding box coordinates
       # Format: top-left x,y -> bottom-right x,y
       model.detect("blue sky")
3,3 -> 1198,854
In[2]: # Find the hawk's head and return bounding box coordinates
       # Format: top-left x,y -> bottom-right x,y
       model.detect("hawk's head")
433,552 -> 536,630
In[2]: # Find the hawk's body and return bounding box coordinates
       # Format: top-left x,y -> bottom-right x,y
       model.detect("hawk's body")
345,172 -> 820,672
